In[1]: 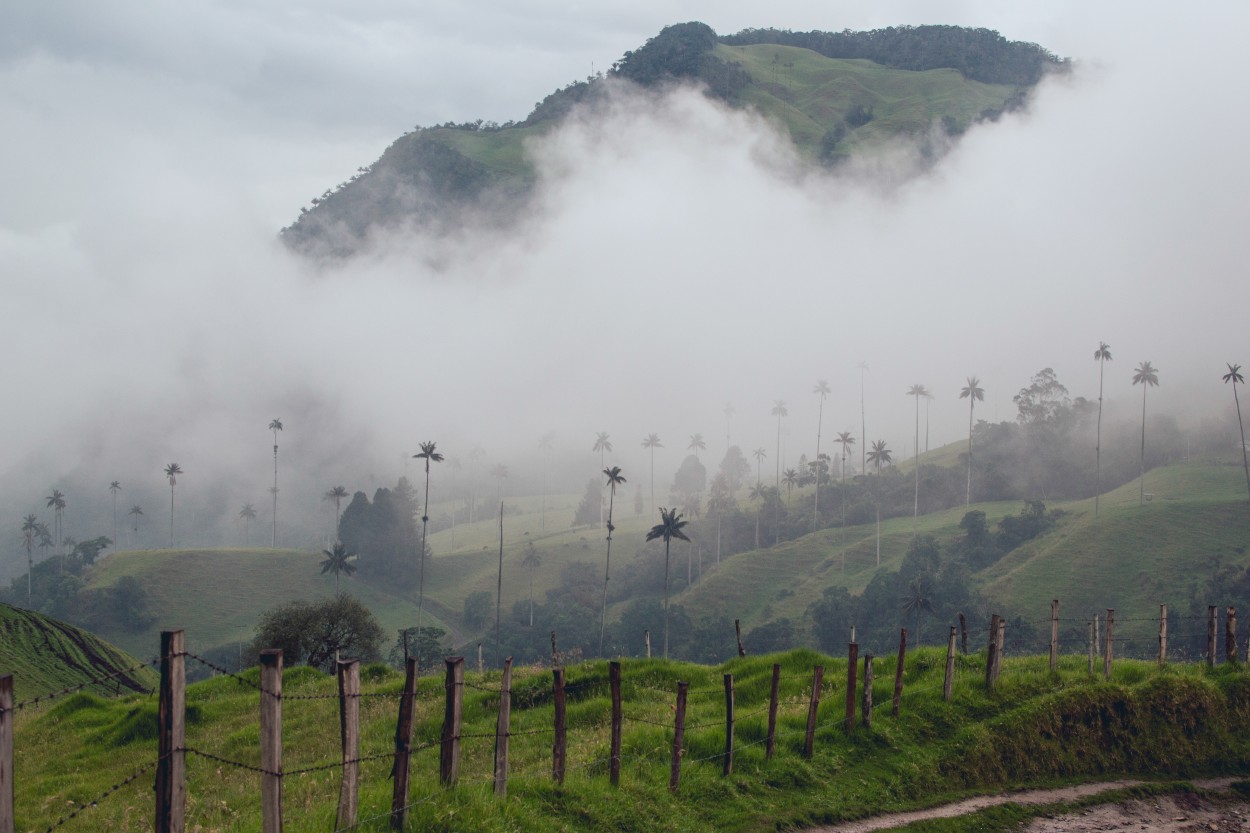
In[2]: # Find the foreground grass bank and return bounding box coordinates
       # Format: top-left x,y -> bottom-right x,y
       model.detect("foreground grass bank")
10,648 -> 1250,832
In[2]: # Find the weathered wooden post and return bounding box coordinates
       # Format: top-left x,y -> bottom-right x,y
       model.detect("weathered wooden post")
1226,606 -> 1238,664
1087,619 -> 1095,674
807,663 -> 827,754
861,655 -> 873,730
336,659 -> 360,830
1,675 -> 14,833
765,663 -> 780,760
994,618 -> 1006,683
1103,609 -> 1115,680
1207,605 -> 1217,668
550,631 -> 558,666
842,645 -> 858,733
552,668 -> 567,785
645,630 -> 651,659
1049,600 -> 1060,672
156,630 -> 186,833
1094,612 -> 1101,659
669,681 -> 688,793
259,648 -> 283,833
722,674 -> 735,776
440,657 -> 464,786
477,643 -> 484,675
735,620 -> 746,657
1158,604 -> 1168,665
943,626 -> 957,702
609,661 -> 622,785
985,614 -> 1000,691
958,612 -> 968,655
390,656 -> 418,830
494,657 -> 512,798
892,628 -> 907,717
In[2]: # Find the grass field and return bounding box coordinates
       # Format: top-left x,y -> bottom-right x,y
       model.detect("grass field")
9,648 -> 1250,832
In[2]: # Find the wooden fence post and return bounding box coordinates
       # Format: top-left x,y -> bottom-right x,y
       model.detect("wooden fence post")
669,681 -> 688,793
645,630 -> 651,659
861,655 -> 873,730
550,631 -> 558,666
1,675 -> 13,833
259,648 -> 283,833
494,657 -> 512,798
440,657 -> 464,786
1208,605 -> 1217,668
985,615 -> 1000,691
390,656 -> 417,830
1087,619 -> 1094,674
552,668 -> 567,785
944,626 -> 957,702
994,618 -> 1006,683
336,660 -> 360,831
1049,599 -> 1060,672
958,612 -> 968,655
1103,609 -> 1115,680
1094,612 -> 1101,659
735,620 -> 746,657
156,630 -> 186,833
892,628 -> 907,717
722,674 -> 735,776
1158,604 -> 1168,665
477,643 -> 484,675
1226,606 -> 1238,664
609,661 -> 622,786
765,663 -> 780,760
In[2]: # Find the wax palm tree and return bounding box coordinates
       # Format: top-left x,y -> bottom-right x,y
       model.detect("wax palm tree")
866,440 -> 892,566
239,503 -> 257,545
1094,342 -> 1113,517
109,481 -> 121,549
924,388 -> 934,454
593,432 -> 613,526
687,433 -> 706,460
20,514 -> 39,606
413,441 -> 444,634
45,489 -> 66,557
782,468 -> 799,500
323,486 -> 348,539
599,465 -> 627,653
320,542 -> 356,592
521,543 -> 541,627
1131,361 -> 1160,506
900,575 -> 933,645
646,507 -> 690,659
858,362 -> 870,474
268,418 -> 283,547
906,385 -> 927,517
813,379 -> 830,525
1224,364 -> 1250,505
959,377 -> 984,506
641,433 -> 663,510
128,504 -> 143,545
164,463 -> 182,548
834,432 -> 854,483
771,400 -> 788,488
752,447 -> 767,487
539,432 -> 555,531
749,482 -> 766,549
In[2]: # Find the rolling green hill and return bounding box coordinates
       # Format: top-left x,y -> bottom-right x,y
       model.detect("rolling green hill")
0,604 -> 157,703
282,22 -> 1063,257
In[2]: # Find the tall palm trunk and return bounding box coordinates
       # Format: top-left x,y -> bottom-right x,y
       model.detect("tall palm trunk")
814,398 -> 824,527
1139,384 -> 1148,506
1234,382 -> 1250,505
169,485 -> 175,548
495,501 -> 504,664
663,540 -> 672,658
966,397 -> 975,505
1096,356 -> 1106,517
417,459 -> 432,634
775,416 -> 782,490
913,394 -> 920,517
271,439 -> 278,548
598,486 -> 617,654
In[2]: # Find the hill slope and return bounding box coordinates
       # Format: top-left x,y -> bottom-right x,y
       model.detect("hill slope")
0,604 -> 157,703
282,21 -> 1064,258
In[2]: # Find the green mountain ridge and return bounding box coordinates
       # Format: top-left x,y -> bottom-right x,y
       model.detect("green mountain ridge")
281,21 -> 1065,258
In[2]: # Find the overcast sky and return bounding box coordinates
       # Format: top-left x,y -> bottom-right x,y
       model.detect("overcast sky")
2,0 -> 1248,535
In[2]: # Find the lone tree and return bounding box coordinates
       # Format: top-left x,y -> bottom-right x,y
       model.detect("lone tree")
163,463 -> 183,548
1131,361 -> 1159,506
1093,342 -> 1113,516
1224,363 -> 1250,505
252,594 -> 383,673
646,506 -> 690,659
413,441 -> 444,635
599,465 -> 627,654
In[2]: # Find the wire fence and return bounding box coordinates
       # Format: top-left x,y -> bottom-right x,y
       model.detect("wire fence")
3,601 -> 1250,832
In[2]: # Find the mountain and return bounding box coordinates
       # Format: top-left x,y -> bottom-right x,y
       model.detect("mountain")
281,22 -> 1065,258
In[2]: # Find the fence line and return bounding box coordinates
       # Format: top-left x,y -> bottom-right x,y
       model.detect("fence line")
4,599 -> 1250,832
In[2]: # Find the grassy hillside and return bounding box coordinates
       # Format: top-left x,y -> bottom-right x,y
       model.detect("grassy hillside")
9,649 -> 1250,832
0,604 -> 157,703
